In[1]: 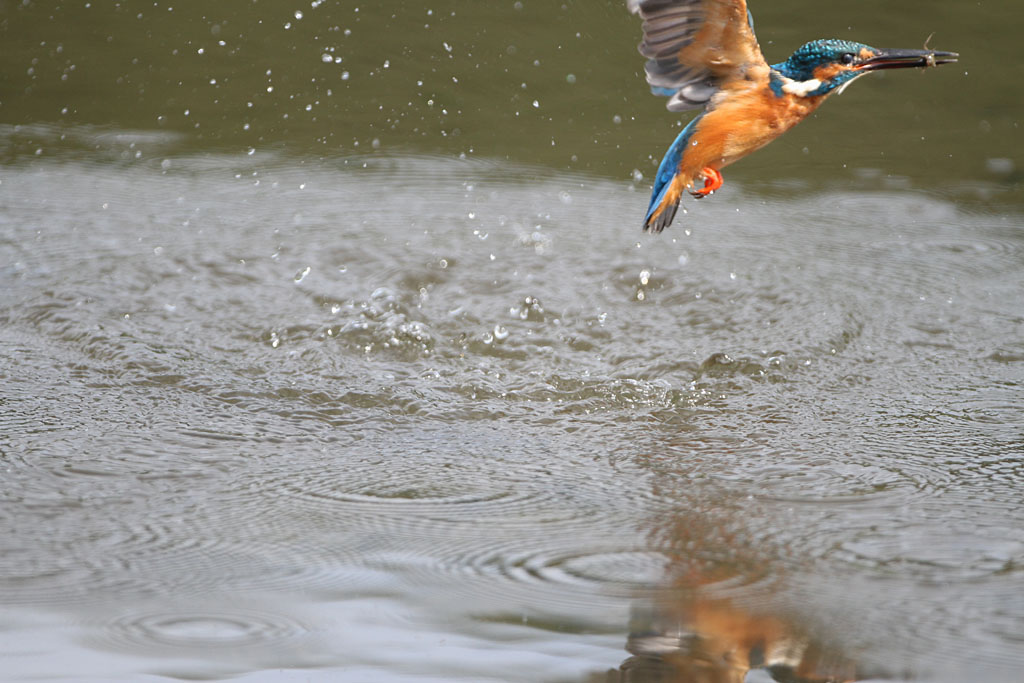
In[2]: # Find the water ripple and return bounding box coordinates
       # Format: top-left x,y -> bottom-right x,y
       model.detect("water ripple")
2,153 -> 1023,682
88,607 -> 308,655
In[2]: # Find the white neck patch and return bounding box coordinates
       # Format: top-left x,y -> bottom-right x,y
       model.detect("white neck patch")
779,75 -> 824,97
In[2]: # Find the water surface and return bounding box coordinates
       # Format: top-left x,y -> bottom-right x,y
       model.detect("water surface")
1,1 -> 1023,681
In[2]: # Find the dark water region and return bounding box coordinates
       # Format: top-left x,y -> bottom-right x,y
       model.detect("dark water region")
2,1 -> 1024,682
1,0 -> 1022,204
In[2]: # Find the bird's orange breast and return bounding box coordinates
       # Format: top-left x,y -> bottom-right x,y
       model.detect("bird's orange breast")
679,82 -> 827,183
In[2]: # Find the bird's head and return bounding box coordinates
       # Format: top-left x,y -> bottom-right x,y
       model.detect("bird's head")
771,38 -> 958,98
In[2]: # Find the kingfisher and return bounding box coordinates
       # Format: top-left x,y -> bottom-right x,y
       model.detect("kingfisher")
628,0 -> 958,232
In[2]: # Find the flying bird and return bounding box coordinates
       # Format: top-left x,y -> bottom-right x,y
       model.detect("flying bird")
628,0 -> 957,232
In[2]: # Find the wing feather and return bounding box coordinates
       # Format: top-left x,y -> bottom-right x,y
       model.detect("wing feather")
628,0 -> 768,112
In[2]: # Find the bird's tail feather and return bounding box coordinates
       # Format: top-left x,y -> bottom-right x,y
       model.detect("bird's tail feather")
641,113 -> 704,233
643,177 -> 684,233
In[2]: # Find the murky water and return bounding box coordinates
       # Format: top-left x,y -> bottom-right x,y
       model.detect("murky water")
2,1 -> 1023,681
3,139 -> 1022,682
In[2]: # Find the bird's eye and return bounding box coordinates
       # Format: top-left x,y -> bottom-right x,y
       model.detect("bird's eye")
840,53 -> 856,65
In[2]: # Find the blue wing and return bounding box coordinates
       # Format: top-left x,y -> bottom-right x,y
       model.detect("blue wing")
628,0 -> 767,111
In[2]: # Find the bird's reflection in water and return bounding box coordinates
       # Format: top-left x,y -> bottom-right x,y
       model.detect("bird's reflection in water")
585,479 -> 862,683
612,594 -> 858,683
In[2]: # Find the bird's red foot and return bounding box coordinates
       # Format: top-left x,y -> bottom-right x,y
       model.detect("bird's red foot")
690,167 -> 723,199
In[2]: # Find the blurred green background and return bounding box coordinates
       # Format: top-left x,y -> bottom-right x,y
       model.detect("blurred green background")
1,0 -> 1021,203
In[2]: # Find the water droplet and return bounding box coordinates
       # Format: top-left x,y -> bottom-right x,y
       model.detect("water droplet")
294,10 -> 303,19
612,114 -> 622,124
294,266 -> 311,283
566,73 -> 576,84
493,325 -> 509,341
639,269 -> 650,286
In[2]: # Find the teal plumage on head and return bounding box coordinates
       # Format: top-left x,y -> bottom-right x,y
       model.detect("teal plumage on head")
771,39 -> 873,97
773,39 -> 871,80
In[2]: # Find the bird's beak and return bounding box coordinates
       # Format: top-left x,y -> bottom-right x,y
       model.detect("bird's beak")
858,48 -> 959,71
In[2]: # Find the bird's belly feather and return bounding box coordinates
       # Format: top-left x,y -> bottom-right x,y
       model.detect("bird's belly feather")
688,87 -> 825,173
